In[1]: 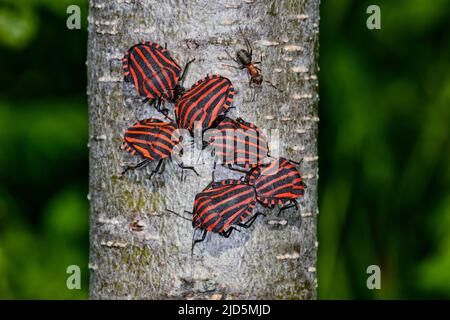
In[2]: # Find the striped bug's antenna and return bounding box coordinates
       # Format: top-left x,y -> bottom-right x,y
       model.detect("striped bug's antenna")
179,58 -> 196,85
165,208 -> 191,221
165,207 -> 198,260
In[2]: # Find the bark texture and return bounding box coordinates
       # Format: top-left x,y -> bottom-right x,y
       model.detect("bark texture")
88,0 -> 319,299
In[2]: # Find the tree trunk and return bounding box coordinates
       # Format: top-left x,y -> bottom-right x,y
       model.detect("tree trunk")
88,0 -> 319,300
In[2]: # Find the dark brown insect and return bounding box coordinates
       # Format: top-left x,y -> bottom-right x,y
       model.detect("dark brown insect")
223,30 -> 279,98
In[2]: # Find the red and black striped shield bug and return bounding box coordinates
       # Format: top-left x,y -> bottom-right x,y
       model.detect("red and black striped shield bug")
121,118 -> 198,178
204,117 -> 269,171
247,157 -> 306,215
175,74 -> 235,133
122,41 -> 194,119
167,179 -> 264,253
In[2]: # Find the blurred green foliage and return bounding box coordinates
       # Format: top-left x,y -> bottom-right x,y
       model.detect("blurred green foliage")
0,0 -> 448,299
0,0 -> 88,299
319,0 -> 450,298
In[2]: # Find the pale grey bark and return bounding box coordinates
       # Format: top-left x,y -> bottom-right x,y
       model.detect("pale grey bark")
88,0 -> 319,299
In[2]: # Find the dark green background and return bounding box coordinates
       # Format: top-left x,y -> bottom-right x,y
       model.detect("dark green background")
0,0 -> 449,299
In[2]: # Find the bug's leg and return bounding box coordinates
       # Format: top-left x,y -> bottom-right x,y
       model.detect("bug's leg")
247,74 -> 256,99
264,80 -> 278,90
154,99 -> 173,121
212,161 -> 216,182
237,212 -> 265,229
225,164 -> 249,174
154,98 -> 162,111
277,200 -> 299,216
253,53 -> 263,65
222,63 -> 241,69
192,229 -> 208,256
121,158 -> 151,175
224,49 -> 234,61
161,108 -> 173,121
211,171 -> 216,185
148,159 -> 164,179
289,158 -> 304,166
250,81 -> 257,102
163,112 -> 173,121
180,166 -> 184,182
158,160 -> 166,174
179,163 -> 200,177
148,98 -> 162,112
220,226 -> 240,238
246,75 -> 257,101
180,58 -> 196,85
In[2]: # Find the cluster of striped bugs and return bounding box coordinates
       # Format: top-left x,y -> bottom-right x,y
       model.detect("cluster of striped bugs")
120,36 -> 305,254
